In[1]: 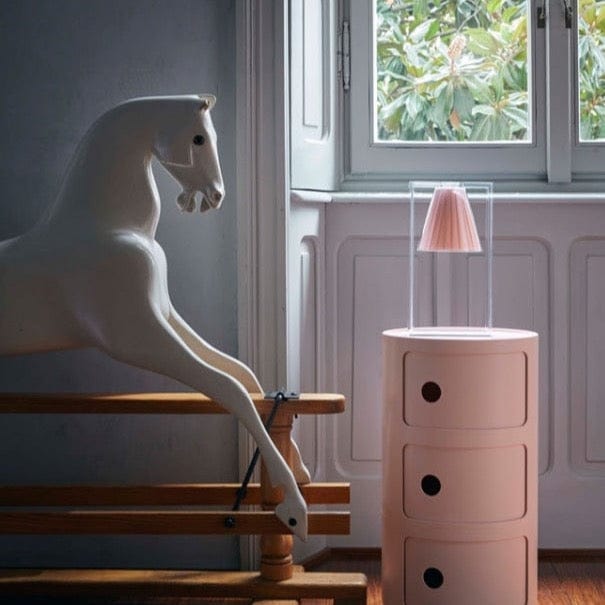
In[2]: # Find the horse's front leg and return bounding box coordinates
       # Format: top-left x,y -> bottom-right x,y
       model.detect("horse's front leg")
94,303 -> 308,539
168,306 -> 311,485
167,307 -> 263,393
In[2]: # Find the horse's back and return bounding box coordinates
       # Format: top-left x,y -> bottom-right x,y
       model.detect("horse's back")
0,228 -> 169,356
0,233 -> 86,354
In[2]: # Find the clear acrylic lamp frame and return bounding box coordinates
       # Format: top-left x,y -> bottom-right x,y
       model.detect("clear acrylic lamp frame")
408,181 -> 493,337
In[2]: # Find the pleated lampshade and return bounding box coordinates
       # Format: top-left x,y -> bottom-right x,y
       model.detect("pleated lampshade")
417,186 -> 482,252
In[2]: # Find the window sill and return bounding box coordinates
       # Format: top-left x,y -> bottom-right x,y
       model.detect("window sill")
291,189 -> 605,205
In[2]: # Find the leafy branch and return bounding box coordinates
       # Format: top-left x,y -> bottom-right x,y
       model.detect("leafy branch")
376,0 -> 528,142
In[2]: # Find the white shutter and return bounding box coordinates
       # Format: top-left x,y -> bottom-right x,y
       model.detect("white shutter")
290,0 -> 339,191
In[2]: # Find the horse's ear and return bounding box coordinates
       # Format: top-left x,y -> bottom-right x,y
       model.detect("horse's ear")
199,94 -> 216,111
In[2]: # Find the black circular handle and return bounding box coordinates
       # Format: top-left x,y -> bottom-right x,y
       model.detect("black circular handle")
421,474 -> 441,496
423,567 -> 444,589
421,381 -> 441,402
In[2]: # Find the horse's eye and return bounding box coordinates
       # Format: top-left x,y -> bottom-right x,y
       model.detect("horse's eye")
193,135 -> 205,146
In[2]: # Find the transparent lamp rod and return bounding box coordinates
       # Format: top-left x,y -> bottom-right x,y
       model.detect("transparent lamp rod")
408,192 -> 415,330
486,188 -> 494,330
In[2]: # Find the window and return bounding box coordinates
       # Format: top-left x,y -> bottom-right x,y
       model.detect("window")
375,0 -> 532,144
341,0 -> 604,188
578,0 -> 605,142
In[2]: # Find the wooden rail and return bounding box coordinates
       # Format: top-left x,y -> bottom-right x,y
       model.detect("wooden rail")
0,511 -> 350,535
0,482 -> 349,506
0,391 -> 345,415
0,392 -> 366,603
0,568 -> 368,602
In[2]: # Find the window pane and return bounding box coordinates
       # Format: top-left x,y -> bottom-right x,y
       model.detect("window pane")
375,0 -> 531,143
578,0 -> 605,142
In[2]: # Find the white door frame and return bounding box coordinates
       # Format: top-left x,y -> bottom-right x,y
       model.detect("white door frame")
235,0 -> 289,569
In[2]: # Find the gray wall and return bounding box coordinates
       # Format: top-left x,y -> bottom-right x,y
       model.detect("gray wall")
0,0 -> 240,569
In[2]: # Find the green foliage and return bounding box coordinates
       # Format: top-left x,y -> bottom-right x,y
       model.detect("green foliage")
376,0 -> 605,143
376,0 -> 530,142
578,0 -> 605,141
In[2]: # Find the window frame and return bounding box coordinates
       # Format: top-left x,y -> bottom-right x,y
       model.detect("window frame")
571,0 -> 605,178
339,0 -> 604,190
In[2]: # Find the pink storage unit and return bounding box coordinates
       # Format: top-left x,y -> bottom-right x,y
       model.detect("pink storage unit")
382,328 -> 538,605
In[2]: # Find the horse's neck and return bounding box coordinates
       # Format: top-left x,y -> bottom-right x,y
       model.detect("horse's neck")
41,108 -> 160,237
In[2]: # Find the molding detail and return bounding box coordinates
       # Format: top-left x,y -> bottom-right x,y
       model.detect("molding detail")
570,238 -> 605,472
335,237 -> 416,477
333,236 -> 552,476
297,237 -> 320,479
235,0 -> 289,570
467,238 -> 552,475
236,0 -> 289,389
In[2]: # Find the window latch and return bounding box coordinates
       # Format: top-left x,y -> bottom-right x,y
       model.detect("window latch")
561,0 -> 573,28
537,1 -> 546,28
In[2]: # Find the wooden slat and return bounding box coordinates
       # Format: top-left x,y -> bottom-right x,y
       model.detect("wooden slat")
0,482 -> 349,506
0,392 -> 345,415
0,569 -> 367,600
252,601 -> 299,605
0,510 -> 349,535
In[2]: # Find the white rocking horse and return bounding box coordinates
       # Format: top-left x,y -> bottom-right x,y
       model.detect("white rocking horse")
0,95 -> 309,539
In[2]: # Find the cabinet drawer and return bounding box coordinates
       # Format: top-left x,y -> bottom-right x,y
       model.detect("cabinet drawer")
405,537 -> 527,604
403,445 -> 526,523
404,351 -> 527,429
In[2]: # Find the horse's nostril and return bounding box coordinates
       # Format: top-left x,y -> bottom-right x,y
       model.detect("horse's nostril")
212,191 -> 223,203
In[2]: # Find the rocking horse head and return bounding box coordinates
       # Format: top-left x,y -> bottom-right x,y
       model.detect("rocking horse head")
152,94 -> 224,214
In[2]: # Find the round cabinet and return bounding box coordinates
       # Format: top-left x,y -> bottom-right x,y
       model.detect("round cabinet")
382,328 -> 538,605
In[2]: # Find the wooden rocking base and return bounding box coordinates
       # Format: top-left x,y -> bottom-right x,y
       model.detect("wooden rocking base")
0,567 -> 367,603
0,392 -> 367,604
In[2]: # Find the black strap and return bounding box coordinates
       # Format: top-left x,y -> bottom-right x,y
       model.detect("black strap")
231,390 -> 297,512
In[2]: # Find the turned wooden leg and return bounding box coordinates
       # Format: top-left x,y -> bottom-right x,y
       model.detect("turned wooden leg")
260,411 -> 294,581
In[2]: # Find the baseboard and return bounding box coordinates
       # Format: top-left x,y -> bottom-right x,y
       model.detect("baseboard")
302,547 -> 381,569
538,549 -> 605,559
302,547 -> 605,569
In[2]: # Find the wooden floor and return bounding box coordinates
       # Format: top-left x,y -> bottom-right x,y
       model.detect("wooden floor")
537,554 -> 605,605
309,551 -> 605,605
1,551 -> 604,604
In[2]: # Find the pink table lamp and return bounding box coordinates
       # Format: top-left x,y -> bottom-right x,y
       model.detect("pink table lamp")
418,186 -> 482,253
408,181 -> 493,334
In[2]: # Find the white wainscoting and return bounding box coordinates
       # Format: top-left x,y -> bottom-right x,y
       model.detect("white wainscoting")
570,239 -> 605,473
288,202 -> 329,561
288,198 -> 605,549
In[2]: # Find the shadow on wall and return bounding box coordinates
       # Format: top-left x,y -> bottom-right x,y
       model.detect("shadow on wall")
0,0 -> 241,569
